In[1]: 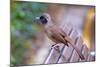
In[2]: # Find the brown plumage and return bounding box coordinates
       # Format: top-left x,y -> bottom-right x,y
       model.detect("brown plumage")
35,13 -> 84,60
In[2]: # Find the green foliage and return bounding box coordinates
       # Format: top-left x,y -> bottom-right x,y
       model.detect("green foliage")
11,1 -> 47,65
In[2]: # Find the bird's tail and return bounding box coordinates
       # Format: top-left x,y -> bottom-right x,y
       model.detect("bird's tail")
65,36 -> 85,60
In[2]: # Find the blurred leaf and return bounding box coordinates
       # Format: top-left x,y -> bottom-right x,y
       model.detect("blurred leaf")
11,1 -> 47,65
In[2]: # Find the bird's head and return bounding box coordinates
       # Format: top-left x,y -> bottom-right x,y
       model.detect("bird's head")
35,13 -> 52,26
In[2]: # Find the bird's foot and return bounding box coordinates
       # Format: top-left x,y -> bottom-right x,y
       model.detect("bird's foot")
51,44 -> 60,50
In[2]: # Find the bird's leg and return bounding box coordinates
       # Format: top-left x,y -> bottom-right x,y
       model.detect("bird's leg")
51,43 -> 57,49
51,44 -> 67,61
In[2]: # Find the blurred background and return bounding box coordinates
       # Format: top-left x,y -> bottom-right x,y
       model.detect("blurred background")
11,0 -> 95,66
11,1 -> 49,65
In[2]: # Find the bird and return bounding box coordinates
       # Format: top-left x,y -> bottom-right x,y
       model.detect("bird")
35,13 -> 85,60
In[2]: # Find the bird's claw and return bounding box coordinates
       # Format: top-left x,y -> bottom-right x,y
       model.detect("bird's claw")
51,44 -> 60,50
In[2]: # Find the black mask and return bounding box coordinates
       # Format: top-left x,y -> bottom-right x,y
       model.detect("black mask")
40,16 -> 48,24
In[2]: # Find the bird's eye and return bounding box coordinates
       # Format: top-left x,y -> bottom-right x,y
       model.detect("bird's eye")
40,16 -> 48,24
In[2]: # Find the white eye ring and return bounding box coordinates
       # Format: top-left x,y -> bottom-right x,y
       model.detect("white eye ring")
42,13 -> 51,21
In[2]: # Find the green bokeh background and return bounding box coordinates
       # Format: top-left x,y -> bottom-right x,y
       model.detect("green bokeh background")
11,1 -> 48,65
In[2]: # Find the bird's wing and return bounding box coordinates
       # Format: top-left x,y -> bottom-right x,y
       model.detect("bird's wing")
50,27 -> 68,46
59,28 -> 67,37
51,28 -> 65,42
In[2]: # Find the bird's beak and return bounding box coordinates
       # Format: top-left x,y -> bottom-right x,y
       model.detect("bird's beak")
33,17 -> 40,23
